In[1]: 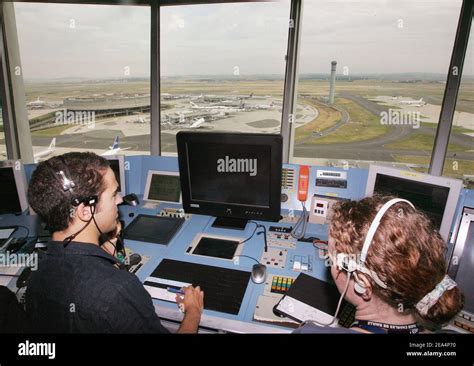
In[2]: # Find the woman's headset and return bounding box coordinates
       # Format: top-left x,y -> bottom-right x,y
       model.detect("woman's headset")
336,198 -> 415,295
300,198 -> 415,329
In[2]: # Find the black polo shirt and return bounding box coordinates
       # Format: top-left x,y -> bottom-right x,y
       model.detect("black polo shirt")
25,241 -> 169,333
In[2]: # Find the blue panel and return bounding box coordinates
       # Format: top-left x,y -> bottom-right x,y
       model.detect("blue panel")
4,155 -> 473,332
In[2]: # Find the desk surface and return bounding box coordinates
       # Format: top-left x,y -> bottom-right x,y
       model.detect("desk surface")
3,156 -> 473,333
118,199 -> 333,333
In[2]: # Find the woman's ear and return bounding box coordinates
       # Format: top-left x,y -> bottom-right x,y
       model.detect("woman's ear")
357,274 -> 373,301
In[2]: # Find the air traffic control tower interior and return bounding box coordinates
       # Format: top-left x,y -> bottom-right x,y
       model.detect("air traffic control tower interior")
0,0 -> 473,334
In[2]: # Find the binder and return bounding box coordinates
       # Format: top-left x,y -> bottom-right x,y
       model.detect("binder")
275,273 -> 344,324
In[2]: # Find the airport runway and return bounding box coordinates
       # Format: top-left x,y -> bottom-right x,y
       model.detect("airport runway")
24,92 -> 473,165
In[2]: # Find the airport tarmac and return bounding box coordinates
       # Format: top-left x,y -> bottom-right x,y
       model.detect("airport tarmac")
371,96 -> 474,130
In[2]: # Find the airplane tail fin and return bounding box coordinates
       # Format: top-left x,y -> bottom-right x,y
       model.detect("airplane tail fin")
190,102 -> 197,108
50,138 -> 56,151
111,136 -> 119,150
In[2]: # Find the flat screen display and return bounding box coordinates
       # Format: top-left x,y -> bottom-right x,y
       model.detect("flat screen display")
374,174 -> 449,230
0,167 -> 22,215
148,174 -> 181,203
187,142 -> 271,208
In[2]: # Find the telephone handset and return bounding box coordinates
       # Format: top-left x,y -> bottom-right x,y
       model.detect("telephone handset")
297,165 -> 310,202
291,165 -> 310,240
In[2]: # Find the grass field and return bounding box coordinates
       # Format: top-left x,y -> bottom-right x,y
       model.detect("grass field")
294,99 -> 342,141
386,134 -> 468,152
301,97 -> 390,144
31,124 -> 72,137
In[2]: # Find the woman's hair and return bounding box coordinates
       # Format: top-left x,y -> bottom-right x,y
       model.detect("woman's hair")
329,195 -> 464,324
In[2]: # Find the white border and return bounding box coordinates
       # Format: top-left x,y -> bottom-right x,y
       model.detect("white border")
186,232 -> 244,262
104,155 -> 127,197
144,170 -> 182,204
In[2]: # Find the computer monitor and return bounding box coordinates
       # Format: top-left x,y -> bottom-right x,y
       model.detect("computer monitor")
104,155 -> 126,196
448,206 -> 474,319
365,165 -> 463,241
177,132 -> 282,229
144,170 -> 182,204
0,160 -> 29,215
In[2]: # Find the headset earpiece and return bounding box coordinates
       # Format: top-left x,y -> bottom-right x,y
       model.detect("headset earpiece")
71,195 -> 98,208
354,281 -> 367,295
353,272 -> 367,295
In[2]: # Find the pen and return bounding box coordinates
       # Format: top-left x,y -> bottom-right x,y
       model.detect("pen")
167,287 -> 185,295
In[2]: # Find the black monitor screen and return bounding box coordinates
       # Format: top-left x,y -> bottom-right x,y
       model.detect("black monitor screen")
187,142 -> 271,207
374,174 -> 449,230
149,174 -> 181,202
108,159 -> 122,193
0,167 -> 22,215
192,237 -> 240,260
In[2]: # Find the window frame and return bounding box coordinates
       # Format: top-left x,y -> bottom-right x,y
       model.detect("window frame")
1,0 -> 472,174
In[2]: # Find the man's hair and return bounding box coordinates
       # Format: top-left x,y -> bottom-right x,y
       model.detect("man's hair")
330,195 -> 464,325
28,152 -> 110,233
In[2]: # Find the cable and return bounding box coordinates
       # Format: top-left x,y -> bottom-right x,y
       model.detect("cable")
233,255 -> 260,265
13,225 -> 30,241
63,214 -> 95,248
299,270 -> 352,328
247,221 -> 267,252
239,221 -> 261,245
91,208 -> 125,258
291,201 -> 308,240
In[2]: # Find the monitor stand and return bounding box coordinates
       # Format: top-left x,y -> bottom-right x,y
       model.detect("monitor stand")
212,217 -> 248,230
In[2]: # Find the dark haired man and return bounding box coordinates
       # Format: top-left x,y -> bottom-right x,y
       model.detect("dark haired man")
26,152 -> 203,333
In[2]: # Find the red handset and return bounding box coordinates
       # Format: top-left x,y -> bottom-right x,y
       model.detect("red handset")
297,165 -> 310,202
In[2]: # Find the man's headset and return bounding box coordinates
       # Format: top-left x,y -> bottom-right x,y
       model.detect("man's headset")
335,198 -> 415,295
47,157 -> 124,259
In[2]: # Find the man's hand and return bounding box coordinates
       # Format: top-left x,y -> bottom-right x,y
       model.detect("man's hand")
176,285 -> 204,333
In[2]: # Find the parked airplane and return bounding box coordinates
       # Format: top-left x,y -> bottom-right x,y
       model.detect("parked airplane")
101,136 -> 130,156
254,101 -> 275,110
34,138 -> 56,163
27,97 -> 46,110
188,117 -> 205,129
397,98 -> 425,107
190,101 -> 246,112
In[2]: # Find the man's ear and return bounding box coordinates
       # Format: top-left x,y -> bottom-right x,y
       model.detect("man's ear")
75,203 -> 93,222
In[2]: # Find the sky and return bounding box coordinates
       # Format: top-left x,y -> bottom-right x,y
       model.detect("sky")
12,0 -> 471,80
